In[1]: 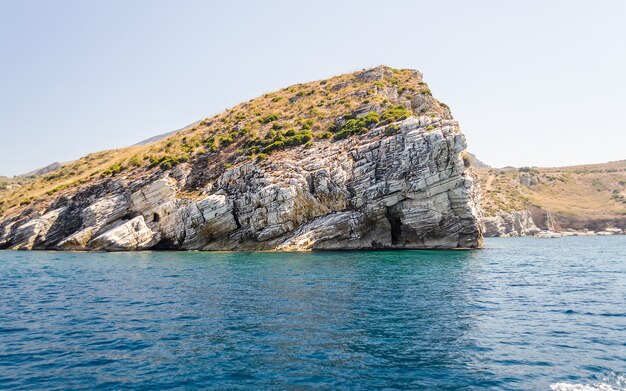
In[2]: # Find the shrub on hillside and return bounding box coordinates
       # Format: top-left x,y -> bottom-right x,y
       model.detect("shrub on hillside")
148,155 -> 189,170
380,105 -> 411,124
259,113 -> 279,124
262,140 -> 284,153
331,111 -> 381,141
316,131 -> 333,139
384,123 -> 400,136
102,163 -> 125,177
219,135 -> 234,147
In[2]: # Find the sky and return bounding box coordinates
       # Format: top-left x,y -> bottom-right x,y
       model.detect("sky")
1,0 -> 625,175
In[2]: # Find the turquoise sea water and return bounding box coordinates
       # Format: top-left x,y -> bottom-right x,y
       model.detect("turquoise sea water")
1,237 -> 625,390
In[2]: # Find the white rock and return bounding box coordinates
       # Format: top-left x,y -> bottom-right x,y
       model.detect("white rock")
88,216 -> 155,251
10,208 -> 65,250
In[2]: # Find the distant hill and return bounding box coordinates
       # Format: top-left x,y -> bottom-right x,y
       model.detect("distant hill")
2,122 -> 200,180
476,160 -> 626,235
133,121 -> 201,146
18,162 -> 63,178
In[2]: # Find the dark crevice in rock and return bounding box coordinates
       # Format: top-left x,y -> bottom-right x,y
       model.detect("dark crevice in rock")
151,237 -> 177,250
385,206 -> 403,245
306,174 -> 315,194
120,212 -> 137,221
179,229 -> 187,245
231,200 -> 242,230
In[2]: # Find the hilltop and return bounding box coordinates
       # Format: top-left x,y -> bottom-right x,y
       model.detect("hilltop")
0,66 -> 482,251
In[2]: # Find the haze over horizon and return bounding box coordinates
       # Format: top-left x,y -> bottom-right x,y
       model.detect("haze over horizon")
1,0 -> 625,176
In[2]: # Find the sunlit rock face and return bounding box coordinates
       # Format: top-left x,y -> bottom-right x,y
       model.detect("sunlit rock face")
482,210 -> 541,237
0,67 -> 483,251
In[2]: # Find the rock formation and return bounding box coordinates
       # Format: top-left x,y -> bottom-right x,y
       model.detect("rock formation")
482,210 -> 540,237
0,66 -> 483,251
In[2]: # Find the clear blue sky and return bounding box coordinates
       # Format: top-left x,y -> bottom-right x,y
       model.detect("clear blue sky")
1,0 -> 625,175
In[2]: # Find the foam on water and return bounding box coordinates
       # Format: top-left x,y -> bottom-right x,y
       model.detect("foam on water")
550,373 -> 626,391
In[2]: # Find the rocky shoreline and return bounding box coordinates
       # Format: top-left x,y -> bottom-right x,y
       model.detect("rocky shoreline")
482,210 -> 625,237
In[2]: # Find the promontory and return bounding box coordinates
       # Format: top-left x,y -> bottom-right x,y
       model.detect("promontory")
0,66 -> 483,251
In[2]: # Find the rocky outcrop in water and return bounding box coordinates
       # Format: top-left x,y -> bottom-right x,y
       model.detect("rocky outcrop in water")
482,210 -> 540,237
0,67 -> 483,251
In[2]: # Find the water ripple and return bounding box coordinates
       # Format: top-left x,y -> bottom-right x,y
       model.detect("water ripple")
0,236 -> 625,389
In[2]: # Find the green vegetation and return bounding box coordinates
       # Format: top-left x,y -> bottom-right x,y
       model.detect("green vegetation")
102,163 -> 125,177
203,136 -> 217,152
592,178 -> 603,191
384,123 -> 400,136
219,135 -> 234,147
611,189 -> 626,204
331,112 -> 380,140
380,105 -> 411,124
330,106 -> 411,141
148,155 -> 189,170
316,131 -> 333,139
245,128 -> 313,155
128,155 -> 142,167
259,113 -> 279,124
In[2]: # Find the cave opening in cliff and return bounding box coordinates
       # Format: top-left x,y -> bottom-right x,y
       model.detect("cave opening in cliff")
385,206 -> 403,245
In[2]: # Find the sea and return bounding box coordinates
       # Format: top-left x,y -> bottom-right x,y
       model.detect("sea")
1,236 -> 625,390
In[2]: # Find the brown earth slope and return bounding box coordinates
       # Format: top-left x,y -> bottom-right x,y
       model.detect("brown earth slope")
476,160 -> 626,236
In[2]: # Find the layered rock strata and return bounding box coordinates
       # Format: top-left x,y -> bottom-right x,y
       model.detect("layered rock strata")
0,67 -> 483,251
482,210 -> 540,237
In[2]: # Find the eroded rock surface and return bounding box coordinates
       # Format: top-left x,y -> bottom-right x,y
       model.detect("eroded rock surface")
482,210 -> 540,237
0,117 -> 482,251
0,67 -> 483,251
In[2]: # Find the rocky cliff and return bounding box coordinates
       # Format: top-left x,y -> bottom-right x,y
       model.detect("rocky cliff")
0,66 -> 483,251
482,210 -> 540,237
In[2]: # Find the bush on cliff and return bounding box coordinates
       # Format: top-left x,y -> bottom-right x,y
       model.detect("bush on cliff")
380,105 -> 411,124
330,106 -> 411,141
148,155 -> 189,170
246,128 -> 313,155
102,163 -> 125,177
259,113 -> 279,124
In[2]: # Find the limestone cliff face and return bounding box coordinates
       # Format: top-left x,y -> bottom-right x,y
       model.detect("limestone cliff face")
482,211 -> 540,237
0,67 -> 483,251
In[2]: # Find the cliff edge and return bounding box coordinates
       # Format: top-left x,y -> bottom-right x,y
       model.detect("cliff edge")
0,66 -> 483,251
